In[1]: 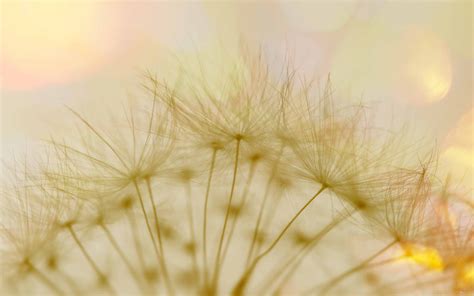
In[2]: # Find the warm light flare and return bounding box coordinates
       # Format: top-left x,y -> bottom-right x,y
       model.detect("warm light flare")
400,244 -> 444,271
400,30 -> 452,104
460,264 -> 474,285
443,108 -> 474,170
1,2 -> 115,90
455,262 -> 474,291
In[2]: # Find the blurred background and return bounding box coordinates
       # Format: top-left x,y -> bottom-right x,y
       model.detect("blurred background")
1,0 -> 472,186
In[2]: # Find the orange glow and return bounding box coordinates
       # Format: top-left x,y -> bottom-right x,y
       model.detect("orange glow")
1,1 -> 116,90
456,262 -> 474,291
400,243 -> 444,271
461,264 -> 474,284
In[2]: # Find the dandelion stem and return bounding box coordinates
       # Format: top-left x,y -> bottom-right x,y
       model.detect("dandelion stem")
364,257 -> 399,268
259,185 -> 326,260
221,160 -> 258,268
260,211 -> 356,294
315,239 -> 398,296
252,189 -> 285,263
66,225 -> 115,295
211,138 -> 242,293
126,210 -> 147,277
145,178 -> 175,296
133,181 -> 160,259
30,263 -> 64,296
246,180 -> 273,267
99,223 -> 147,294
55,268 -> 81,295
133,180 -> 171,294
202,148 -> 218,289
126,209 -> 156,294
246,147 -> 284,267
372,268 -> 434,294
184,180 -> 200,284
232,185 -> 326,296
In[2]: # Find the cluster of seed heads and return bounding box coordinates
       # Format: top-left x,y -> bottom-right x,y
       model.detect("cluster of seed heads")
1,53 -> 472,296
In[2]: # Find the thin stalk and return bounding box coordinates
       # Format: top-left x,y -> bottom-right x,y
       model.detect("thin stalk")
126,210 -> 147,276
372,268 -> 434,295
184,180 -> 200,283
251,189 -> 284,263
245,184 -> 273,267
315,240 -> 398,296
232,185 -> 327,296
270,245 -> 317,294
126,210 -> 156,294
55,268 -> 81,295
259,212 -> 355,294
133,180 -> 170,295
99,223 -> 147,294
30,264 -> 64,296
246,146 -> 284,267
202,148 -> 218,288
66,225 -> 115,295
270,252 -> 399,296
364,257 -> 399,269
211,139 -> 242,293
132,181 -> 161,261
221,160 -> 257,267
145,178 -> 175,296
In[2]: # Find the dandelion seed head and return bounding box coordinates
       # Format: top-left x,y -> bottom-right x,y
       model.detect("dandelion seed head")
1,48 -> 469,295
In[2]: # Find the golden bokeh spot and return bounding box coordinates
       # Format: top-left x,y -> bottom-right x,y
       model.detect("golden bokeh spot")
441,109 -> 474,187
460,263 -> 474,285
444,147 -> 474,169
400,243 -> 444,271
401,29 -> 452,104
2,1 -> 113,90
418,68 -> 451,103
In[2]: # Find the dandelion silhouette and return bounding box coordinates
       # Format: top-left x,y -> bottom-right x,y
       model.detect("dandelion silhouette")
1,52 -> 472,296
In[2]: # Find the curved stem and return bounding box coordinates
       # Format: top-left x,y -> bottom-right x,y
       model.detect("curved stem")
133,181 -> 160,259
126,210 -> 147,276
232,185 -> 326,296
315,239 -> 398,296
202,148 -> 218,288
184,180 -> 200,285
259,214 -> 350,293
30,264 -> 64,296
245,146 -> 284,267
221,160 -> 257,267
258,186 -> 326,261
133,180 -> 169,294
372,268 -> 435,295
126,209 -> 156,294
99,223 -> 147,294
66,225 -> 115,295
55,268 -> 81,295
252,189 -> 284,262
246,192 -> 271,267
145,178 -> 175,296
211,139 -> 241,293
